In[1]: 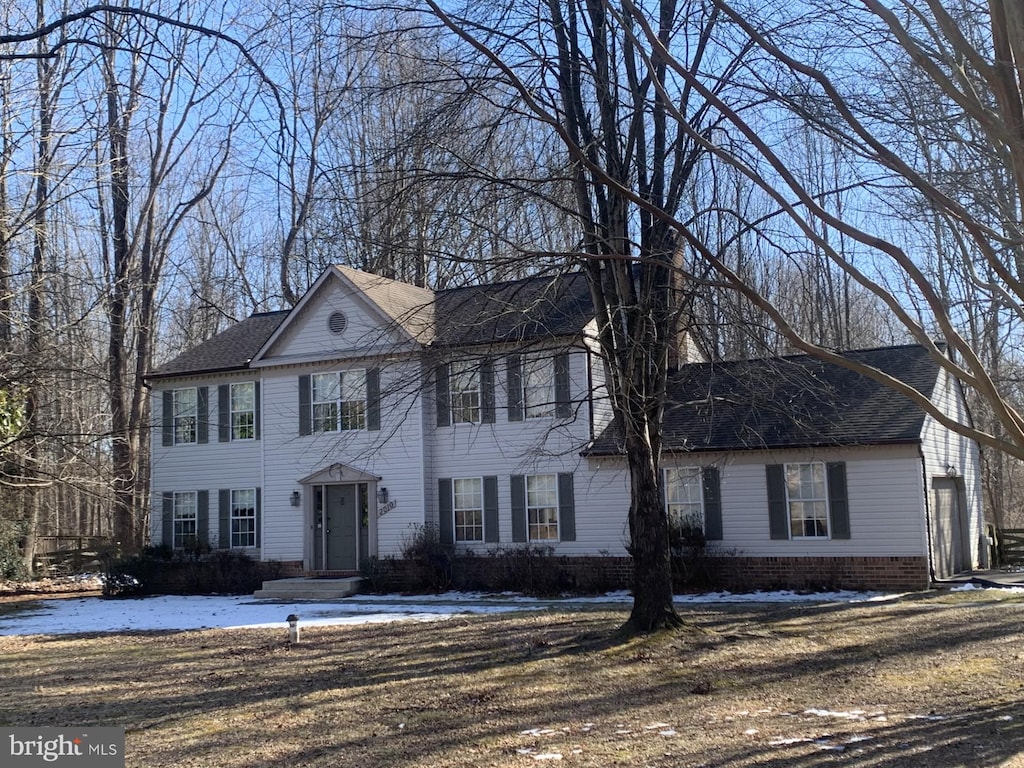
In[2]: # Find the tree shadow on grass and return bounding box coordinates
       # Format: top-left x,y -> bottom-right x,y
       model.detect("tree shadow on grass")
704,700 -> 1024,768
1,595 -> 1022,766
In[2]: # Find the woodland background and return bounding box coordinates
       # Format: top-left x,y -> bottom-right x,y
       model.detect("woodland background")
0,0 -> 1020,575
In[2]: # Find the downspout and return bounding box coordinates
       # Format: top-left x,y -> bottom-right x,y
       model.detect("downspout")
917,442 -> 938,585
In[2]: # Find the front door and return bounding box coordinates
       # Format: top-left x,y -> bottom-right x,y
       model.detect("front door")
314,484 -> 358,571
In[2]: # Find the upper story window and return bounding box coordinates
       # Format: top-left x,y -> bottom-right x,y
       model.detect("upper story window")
312,370 -> 366,432
173,388 -> 198,444
507,352 -> 571,422
522,354 -> 556,418
230,383 -> 256,440
786,462 -> 829,538
450,361 -> 481,425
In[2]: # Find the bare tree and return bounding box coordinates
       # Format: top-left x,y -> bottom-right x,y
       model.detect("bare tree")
424,0 -> 759,632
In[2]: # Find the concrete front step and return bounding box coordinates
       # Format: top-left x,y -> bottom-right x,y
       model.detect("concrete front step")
253,576 -> 362,600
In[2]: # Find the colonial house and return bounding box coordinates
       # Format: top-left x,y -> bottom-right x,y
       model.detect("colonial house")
146,265 -> 983,592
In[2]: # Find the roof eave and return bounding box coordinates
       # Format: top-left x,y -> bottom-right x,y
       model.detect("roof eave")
581,435 -> 924,457
144,363 -> 253,383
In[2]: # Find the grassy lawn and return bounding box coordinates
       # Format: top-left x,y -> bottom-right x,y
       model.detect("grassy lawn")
1,591 -> 1024,766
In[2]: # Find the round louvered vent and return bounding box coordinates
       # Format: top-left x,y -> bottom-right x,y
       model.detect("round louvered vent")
328,311 -> 348,335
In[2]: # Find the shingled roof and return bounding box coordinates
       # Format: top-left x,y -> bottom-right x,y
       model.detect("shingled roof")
432,271 -> 593,346
147,311 -> 289,379
586,344 -> 942,455
148,270 -> 594,379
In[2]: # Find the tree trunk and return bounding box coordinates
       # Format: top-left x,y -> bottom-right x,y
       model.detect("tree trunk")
103,33 -> 136,550
624,434 -> 682,632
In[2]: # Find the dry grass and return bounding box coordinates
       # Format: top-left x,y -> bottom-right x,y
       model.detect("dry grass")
1,591 -> 1024,767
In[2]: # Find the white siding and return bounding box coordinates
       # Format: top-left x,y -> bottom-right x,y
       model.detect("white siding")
920,367 -> 984,569
429,347 -> 603,555
583,320 -> 614,438
260,358 -> 427,561
574,445 -> 930,558
149,373 -> 263,550
261,279 -> 410,361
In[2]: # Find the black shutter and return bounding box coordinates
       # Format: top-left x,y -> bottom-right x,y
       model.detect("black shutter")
196,387 -> 209,444
161,391 -> 174,446
702,466 -> 723,541
298,375 -> 312,436
510,475 -> 527,543
558,473 -> 576,542
366,368 -> 381,431
219,489 -> 231,549
162,492 -> 173,546
255,487 -> 262,548
197,490 -> 209,547
766,464 -> 789,540
827,462 -> 850,539
438,479 -> 454,545
435,363 -> 450,427
483,476 -> 499,543
218,385 -> 230,442
507,355 -> 523,422
253,382 -> 261,440
554,352 -> 571,418
480,357 -> 495,424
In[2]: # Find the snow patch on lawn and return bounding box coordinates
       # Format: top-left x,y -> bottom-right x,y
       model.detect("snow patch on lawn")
0,585 -> 924,636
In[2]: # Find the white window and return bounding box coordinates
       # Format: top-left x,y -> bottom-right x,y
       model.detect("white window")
231,488 -> 257,548
173,388 -> 197,444
526,474 -> 559,541
340,371 -> 367,430
453,478 -> 484,542
786,462 -> 829,538
312,370 -> 366,432
450,361 -> 480,424
522,354 -> 555,418
231,383 -> 256,440
665,467 -> 704,529
173,491 -> 198,548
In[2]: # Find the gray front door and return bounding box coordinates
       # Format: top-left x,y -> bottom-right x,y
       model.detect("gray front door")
325,485 -> 358,570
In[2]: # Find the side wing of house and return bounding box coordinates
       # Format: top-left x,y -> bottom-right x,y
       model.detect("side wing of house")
576,442 -> 932,588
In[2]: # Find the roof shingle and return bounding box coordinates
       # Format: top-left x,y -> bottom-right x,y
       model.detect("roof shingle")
147,311 -> 289,379
433,271 -> 593,347
587,344 -> 942,454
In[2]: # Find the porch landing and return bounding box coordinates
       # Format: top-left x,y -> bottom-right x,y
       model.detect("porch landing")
253,576 -> 362,600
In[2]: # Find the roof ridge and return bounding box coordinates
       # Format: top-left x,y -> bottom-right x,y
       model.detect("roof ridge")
435,269 -> 584,296
685,342 -> 930,368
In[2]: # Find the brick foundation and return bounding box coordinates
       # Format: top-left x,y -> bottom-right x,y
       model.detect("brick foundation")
707,556 -> 930,592
353,553 -> 929,595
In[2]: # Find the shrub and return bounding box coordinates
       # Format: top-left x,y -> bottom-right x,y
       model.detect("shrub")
489,545 -> 565,596
359,554 -> 399,593
669,513 -> 713,589
103,547 -> 269,596
0,518 -> 27,581
401,523 -> 454,591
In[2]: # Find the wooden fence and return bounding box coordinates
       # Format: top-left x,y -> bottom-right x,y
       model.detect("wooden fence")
32,536 -> 117,574
997,529 -> 1024,566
